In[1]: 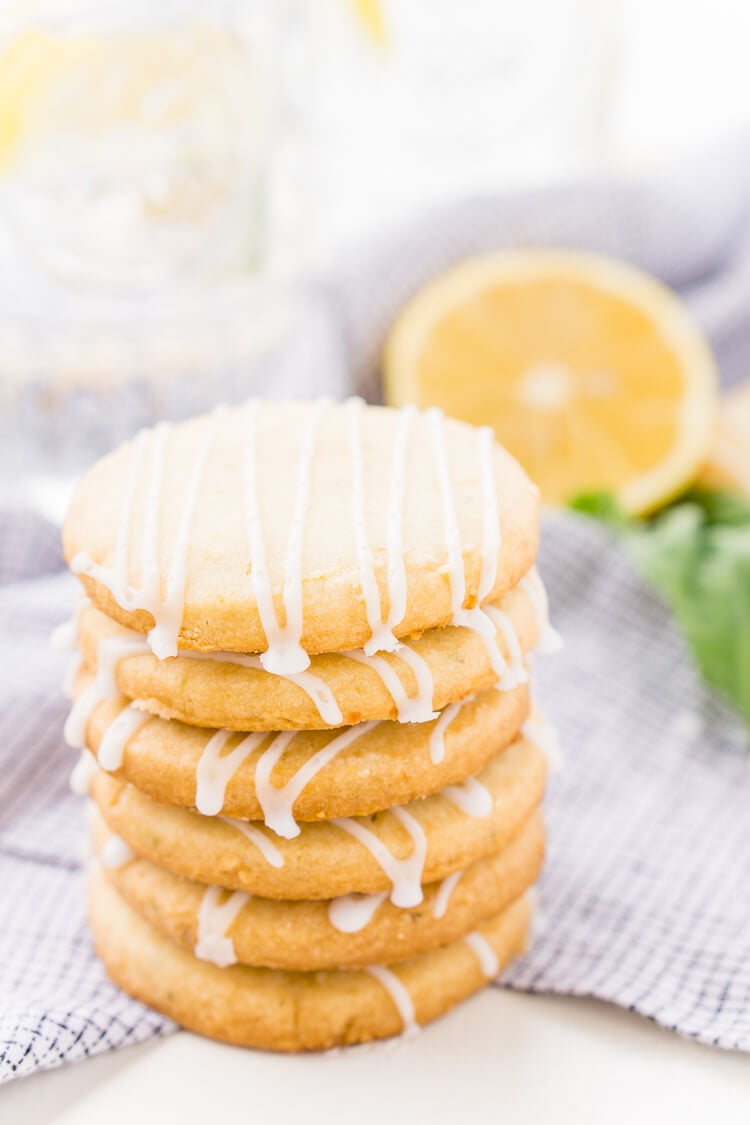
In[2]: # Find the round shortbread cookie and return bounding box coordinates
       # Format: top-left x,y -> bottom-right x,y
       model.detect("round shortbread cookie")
80,668 -> 530,822
93,808 -> 544,970
89,868 -> 531,1051
64,400 -> 539,660
75,583 -> 539,731
89,737 -> 546,900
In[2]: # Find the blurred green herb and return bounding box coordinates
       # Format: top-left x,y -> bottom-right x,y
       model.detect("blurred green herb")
570,487 -> 750,727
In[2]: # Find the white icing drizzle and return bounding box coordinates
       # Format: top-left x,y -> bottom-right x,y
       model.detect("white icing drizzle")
97,706 -> 150,771
482,604 -> 528,691
195,884 -> 250,968
137,423 -> 168,613
275,399 -> 329,672
251,731 -> 296,835
441,776 -> 493,818
348,396 -> 388,654
243,399 -> 327,677
383,405 -> 417,641
52,595 -> 90,658
70,427 -> 148,608
428,700 -> 463,765
346,399 -> 417,657
70,750 -> 99,795
254,722 -> 377,840
100,834 -> 135,869
391,644 -> 438,721
428,406 -> 468,621
462,606 -> 509,681
327,866 -> 468,932
365,965 -> 419,1038
327,867 -> 467,933
427,408 -> 509,680
346,647 -> 436,724
432,870 -> 462,919
58,598 -> 92,698
219,816 -> 285,869
71,411 -> 220,661
177,648 -> 343,727
63,690 -> 93,748
519,567 -> 563,654
276,668 -> 344,724
50,619 -> 76,650
96,634 -> 151,694
242,403 -> 281,669
333,806 -> 427,908
465,931 -> 499,978
64,634 -> 151,750
195,730 -> 266,816
62,654 -> 83,700
522,716 -> 564,773
147,408 -> 223,659
475,426 -> 501,602
327,891 -> 388,933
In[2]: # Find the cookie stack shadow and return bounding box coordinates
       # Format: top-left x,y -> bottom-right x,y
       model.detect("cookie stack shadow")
60,399 -> 560,1051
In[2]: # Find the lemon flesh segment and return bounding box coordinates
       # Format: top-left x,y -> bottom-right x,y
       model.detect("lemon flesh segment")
384,250 -> 718,515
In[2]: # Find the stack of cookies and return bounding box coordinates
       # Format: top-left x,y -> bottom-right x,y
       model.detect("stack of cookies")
60,398 -> 559,1051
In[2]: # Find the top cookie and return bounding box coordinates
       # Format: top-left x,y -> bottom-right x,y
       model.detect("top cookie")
63,399 -> 539,664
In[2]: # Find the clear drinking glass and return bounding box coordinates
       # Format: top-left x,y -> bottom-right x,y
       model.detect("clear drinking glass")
0,0 -> 300,492
0,0 -> 284,288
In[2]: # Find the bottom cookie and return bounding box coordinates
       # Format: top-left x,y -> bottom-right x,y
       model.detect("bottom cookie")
89,867 -> 531,1052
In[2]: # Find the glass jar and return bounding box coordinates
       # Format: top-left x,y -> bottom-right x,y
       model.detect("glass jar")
0,0 -> 304,491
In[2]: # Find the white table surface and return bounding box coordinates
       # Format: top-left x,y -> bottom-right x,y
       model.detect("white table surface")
3,991 -> 748,1125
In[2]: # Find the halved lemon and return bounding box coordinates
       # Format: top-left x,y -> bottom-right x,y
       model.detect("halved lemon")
699,381 -> 750,495
384,249 -> 718,513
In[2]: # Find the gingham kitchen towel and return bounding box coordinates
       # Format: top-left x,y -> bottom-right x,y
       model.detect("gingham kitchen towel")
3,137 -> 750,1081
